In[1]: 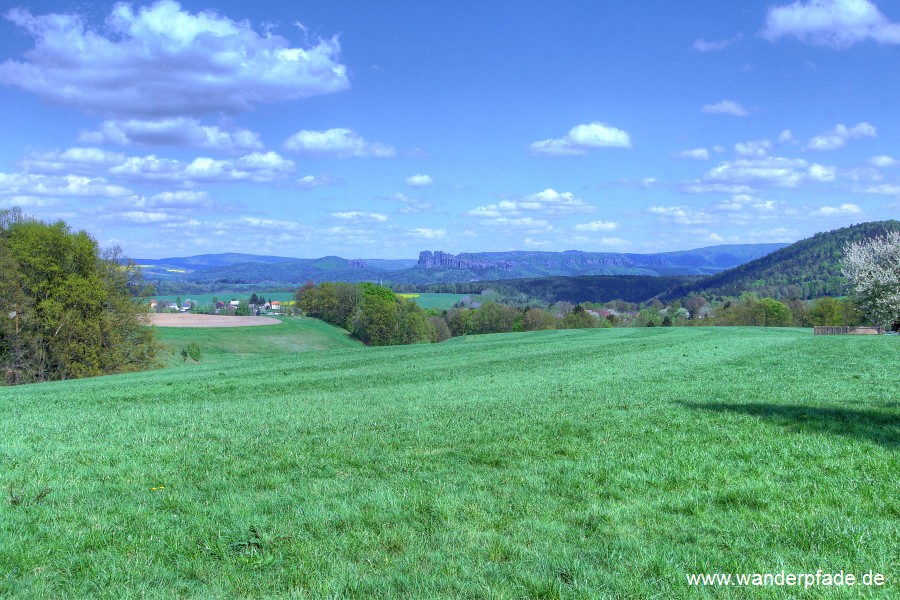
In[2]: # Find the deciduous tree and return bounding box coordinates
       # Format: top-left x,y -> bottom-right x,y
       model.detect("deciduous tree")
842,231 -> 900,330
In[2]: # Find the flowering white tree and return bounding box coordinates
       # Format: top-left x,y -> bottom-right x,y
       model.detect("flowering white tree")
841,230 -> 900,330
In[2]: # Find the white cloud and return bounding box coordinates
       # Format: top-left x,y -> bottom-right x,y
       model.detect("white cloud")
854,183 -> 900,195
763,0 -> 900,47
489,217 -> 553,231
283,128 -> 396,158
108,151 -> 295,184
148,190 -> 213,208
702,100 -> 750,116
778,129 -> 795,143
704,157 -> 837,188
680,182 -> 754,194
468,189 -> 595,218
806,122 -> 877,150
21,147 -> 127,174
104,210 -> 176,224
391,193 -> 431,214
79,118 -> 263,152
297,174 -> 342,189
330,211 -> 389,223
869,155 -> 898,167
523,237 -> 551,248
648,205 -> 715,225
529,122 -> 632,156
407,227 -> 446,239
692,35 -> 742,51
735,139 -> 772,158
222,216 -> 310,233
811,203 -> 862,215
405,174 -> 433,187
808,163 -> 837,181
573,220 -> 619,232
0,172 -> 131,197
675,148 -> 710,161
0,1 -> 349,117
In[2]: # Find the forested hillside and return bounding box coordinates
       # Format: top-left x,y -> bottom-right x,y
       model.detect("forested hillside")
400,275 -> 695,304
663,221 -> 900,300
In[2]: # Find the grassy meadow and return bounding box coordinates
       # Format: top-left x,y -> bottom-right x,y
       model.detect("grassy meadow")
396,293 -> 467,311
1,327 -> 898,597
154,292 -> 466,312
154,317 -> 361,367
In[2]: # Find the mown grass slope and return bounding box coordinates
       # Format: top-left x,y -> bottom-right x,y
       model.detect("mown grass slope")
154,316 -> 361,366
1,328 -> 897,598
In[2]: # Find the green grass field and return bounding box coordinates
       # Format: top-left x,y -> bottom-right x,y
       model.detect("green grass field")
1,328 -> 897,597
154,292 -> 465,312
397,293 -> 467,311
153,291 -> 297,307
154,317 -> 361,367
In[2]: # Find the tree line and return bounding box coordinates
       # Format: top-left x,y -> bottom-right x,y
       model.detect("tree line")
295,278 -> 883,348
0,209 -> 158,384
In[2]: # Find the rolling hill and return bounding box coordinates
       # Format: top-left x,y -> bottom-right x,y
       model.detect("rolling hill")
662,220 -> 900,300
169,243 -> 786,286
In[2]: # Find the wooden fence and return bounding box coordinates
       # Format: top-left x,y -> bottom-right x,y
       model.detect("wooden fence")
814,326 -> 883,335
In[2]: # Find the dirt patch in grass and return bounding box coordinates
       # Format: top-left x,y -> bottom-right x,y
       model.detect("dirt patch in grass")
149,313 -> 282,328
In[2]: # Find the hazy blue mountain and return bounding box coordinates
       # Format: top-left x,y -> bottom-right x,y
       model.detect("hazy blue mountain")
168,243 -> 787,285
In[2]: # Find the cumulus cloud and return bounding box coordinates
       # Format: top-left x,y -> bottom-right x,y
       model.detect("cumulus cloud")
702,100 -> 750,116
0,172 -> 131,197
704,157 -> 837,187
523,237 -> 551,248
391,193 -> 431,214
762,0 -> 900,47
283,128 -> 396,158
103,210 -> 177,225
488,217 -> 553,231
675,148 -> 711,161
79,118 -> 263,152
529,122 -> 632,156
811,203 -> 862,215
854,183 -> 900,195
407,227 -> 446,239
808,163 -> 837,181
330,211 -> 389,223
735,139 -> 773,158
869,155 -> 898,167
146,190 -> 213,208
0,1 -> 349,117
468,189 -> 595,218
21,147 -> 127,174
109,151 -> 295,184
680,182 -> 754,194
806,122 -> 876,150
713,194 -> 780,213
648,206 -> 715,225
297,174 -> 342,189
573,220 -> 619,232
405,174 -> 433,187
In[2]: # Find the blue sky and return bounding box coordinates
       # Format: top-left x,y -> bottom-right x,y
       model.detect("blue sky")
1,0 -> 898,259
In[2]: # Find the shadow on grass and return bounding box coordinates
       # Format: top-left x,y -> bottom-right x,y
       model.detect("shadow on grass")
680,402 -> 900,450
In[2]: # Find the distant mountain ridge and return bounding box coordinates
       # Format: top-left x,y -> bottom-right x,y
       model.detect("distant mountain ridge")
151,243 -> 788,285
